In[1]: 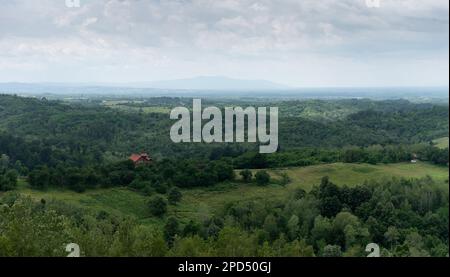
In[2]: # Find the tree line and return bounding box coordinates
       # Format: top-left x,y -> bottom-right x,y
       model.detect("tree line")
1,142 -> 446,193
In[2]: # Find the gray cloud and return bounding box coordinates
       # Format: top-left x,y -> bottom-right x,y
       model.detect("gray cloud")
0,0 -> 448,86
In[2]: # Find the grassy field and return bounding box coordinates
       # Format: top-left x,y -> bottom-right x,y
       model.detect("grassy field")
181,162 -> 449,222
433,137 -> 449,149
11,162 -> 449,226
260,162 -> 449,191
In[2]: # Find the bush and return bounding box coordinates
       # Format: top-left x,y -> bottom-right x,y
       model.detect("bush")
151,181 -> 168,194
148,196 -> 167,217
164,217 -> 180,244
239,170 -> 253,183
168,187 -> 182,205
0,170 -> 18,191
255,171 -> 271,186
293,188 -> 306,200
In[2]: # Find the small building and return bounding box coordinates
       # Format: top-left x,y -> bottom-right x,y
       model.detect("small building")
129,153 -> 152,166
411,153 -> 418,163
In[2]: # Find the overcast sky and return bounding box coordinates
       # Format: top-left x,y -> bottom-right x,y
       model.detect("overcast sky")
0,0 -> 448,87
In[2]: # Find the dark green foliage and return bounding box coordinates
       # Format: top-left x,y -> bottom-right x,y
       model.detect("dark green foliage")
0,170 -> 18,191
293,188 -> 306,200
1,96 -> 448,164
255,171 -> 271,186
164,217 -> 180,245
214,161 -> 235,182
240,169 -> 253,182
235,145 -> 448,169
168,187 -> 182,205
183,220 -> 201,237
316,177 -> 342,217
28,166 -> 50,190
23,156 -> 239,193
320,196 -> 342,218
147,196 -> 167,217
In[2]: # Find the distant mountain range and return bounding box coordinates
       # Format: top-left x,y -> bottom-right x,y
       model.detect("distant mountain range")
0,76 -> 291,92
128,76 -> 291,91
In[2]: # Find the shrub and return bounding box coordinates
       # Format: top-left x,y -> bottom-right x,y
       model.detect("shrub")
255,171 -> 270,186
239,170 -> 253,183
148,196 -> 167,217
168,187 -> 182,205
0,170 -> 18,191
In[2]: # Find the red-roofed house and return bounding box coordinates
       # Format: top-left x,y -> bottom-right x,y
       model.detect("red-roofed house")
129,153 -> 152,166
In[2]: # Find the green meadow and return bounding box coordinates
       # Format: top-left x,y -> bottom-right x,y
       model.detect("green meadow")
434,137 -> 449,149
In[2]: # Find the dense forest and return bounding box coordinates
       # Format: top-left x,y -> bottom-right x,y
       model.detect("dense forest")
0,176 -> 447,257
1,95 -> 448,164
0,94 -> 448,257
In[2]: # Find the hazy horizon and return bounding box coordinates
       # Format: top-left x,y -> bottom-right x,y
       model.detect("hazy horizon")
1,76 -> 449,89
1,81 -> 448,102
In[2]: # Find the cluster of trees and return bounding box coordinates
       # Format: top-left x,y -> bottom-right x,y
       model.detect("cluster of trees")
0,170 -> 17,192
146,188 -> 183,218
216,176 -> 448,257
238,170 -> 272,186
0,133 -> 102,170
27,158 -> 235,193
0,154 -> 18,191
23,140 -> 448,194
1,176 -> 447,257
233,144 -> 448,169
278,106 -> 448,149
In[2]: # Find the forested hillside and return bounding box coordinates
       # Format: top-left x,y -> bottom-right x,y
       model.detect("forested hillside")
1,95 -> 448,164
0,94 -> 448,257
